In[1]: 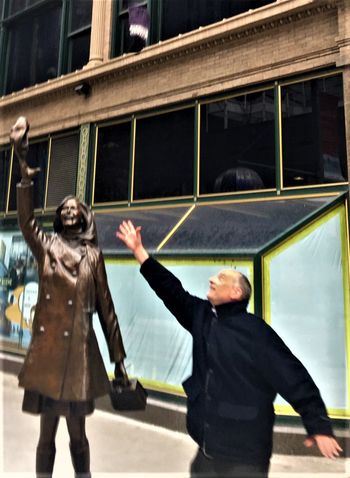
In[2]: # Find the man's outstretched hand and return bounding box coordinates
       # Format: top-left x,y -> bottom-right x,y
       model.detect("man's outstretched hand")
304,435 -> 343,459
116,220 -> 149,265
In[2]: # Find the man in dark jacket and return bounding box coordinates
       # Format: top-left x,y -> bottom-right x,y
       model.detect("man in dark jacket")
117,220 -> 342,478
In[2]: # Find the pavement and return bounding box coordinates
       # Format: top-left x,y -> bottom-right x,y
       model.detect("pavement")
0,370 -> 349,478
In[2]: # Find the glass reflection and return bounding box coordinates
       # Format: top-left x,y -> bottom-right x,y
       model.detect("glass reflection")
6,4 -> 61,93
134,108 -> 195,200
281,75 -> 347,187
200,90 -> 275,195
94,122 -> 131,204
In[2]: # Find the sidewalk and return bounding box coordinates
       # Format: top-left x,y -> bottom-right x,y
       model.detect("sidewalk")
1,371 -> 348,478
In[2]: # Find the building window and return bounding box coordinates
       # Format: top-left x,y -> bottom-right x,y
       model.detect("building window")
113,0 -> 149,56
0,148 -> 11,212
46,133 -> 80,208
160,0 -> 276,41
67,0 -> 92,72
133,107 -> 195,200
200,90 -> 276,195
281,74 -> 347,188
4,2 -> 62,94
93,121 -> 132,205
1,0 -> 92,95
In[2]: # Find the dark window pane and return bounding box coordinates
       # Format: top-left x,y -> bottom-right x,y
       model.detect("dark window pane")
282,75 -> 347,187
9,0 -> 26,15
0,149 -> 11,211
94,122 -> 131,204
200,90 -> 275,195
70,0 -> 92,32
26,141 -> 49,209
0,0 -> 4,19
134,108 -> 195,200
161,0 -> 276,41
6,4 -> 61,94
69,30 -> 91,72
46,134 -> 79,207
122,0 -> 146,10
8,155 -> 21,212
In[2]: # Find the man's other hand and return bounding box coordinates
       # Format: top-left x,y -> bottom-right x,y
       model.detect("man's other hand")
304,435 -> 343,459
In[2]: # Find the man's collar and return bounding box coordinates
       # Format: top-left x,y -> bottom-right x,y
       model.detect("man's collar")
211,299 -> 249,319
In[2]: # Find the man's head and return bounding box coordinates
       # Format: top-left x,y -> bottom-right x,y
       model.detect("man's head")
207,269 -> 251,306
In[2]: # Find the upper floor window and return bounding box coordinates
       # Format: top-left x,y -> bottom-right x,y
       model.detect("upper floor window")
0,0 -> 92,95
113,0 -> 277,56
160,0 -> 276,41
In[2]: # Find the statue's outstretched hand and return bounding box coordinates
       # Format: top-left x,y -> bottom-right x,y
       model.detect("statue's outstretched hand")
10,116 -> 40,181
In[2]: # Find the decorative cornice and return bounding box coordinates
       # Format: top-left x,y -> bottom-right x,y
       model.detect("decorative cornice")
0,0 -> 338,109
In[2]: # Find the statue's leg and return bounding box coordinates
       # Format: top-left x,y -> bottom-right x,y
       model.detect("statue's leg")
66,416 -> 91,478
36,414 -> 59,478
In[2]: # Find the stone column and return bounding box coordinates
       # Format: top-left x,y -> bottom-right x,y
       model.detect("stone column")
336,0 -> 350,186
88,0 -> 107,66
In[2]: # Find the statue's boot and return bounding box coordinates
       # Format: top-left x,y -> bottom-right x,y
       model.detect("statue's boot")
70,443 -> 91,478
36,444 -> 56,478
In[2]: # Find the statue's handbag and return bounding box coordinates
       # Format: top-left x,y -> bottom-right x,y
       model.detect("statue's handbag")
109,378 -> 147,411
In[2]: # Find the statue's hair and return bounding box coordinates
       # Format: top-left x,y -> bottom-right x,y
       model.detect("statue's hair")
53,196 -> 98,245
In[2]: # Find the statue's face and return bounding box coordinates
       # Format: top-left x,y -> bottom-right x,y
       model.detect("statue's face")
10,116 -> 28,146
60,198 -> 82,228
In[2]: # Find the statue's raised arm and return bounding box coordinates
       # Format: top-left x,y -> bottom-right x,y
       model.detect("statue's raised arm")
10,116 -> 40,183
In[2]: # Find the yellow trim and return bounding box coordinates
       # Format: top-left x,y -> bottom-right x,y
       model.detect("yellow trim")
279,69 -> 343,87
198,188 -> 276,199
93,202 -> 192,214
263,203 -> 350,417
195,192 -> 339,207
342,201 -> 350,417
277,85 -> 283,190
91,126 -> 99,206
132,194 -> 194,204
282,182 -> 349,191
136,103 -> 195,121
43,137 -> 52,209
274,404 -> 348,420
196,102 -> 200,197
5,147 -> 14,213
130,117 -> 136,202
95,117 -> 133,129
156,205 -> 195,251
200,85 -> 275,106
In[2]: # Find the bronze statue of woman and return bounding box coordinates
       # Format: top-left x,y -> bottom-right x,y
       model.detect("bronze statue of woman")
10,116 -> 129,478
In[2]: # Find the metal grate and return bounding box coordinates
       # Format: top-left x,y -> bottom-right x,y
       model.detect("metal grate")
46,134 -> 79,208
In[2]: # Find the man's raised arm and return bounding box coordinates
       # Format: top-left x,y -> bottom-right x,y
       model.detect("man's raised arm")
116,220 -> 149,264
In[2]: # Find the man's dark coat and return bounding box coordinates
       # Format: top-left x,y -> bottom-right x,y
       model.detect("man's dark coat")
140,257 -> 333,466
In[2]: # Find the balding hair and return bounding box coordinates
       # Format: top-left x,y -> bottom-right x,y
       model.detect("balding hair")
237,272 -> 252,301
